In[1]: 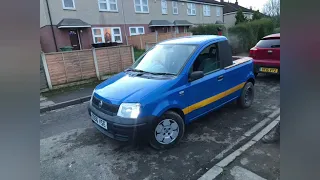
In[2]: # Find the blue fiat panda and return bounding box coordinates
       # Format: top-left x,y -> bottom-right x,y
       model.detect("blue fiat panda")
88,35 -> 255,149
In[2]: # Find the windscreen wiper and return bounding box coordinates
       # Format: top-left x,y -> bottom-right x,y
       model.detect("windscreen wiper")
148,72 -> 176,76
125,68 -> 146,73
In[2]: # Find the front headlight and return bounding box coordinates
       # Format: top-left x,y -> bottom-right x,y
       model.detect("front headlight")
117,103 -> 141,118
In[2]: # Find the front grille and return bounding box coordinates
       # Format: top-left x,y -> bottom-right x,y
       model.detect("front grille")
92,96 -> 119,116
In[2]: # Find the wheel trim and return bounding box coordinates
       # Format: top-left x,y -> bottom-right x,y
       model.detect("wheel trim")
155,119 -> 179,145
244,86 -> 253,105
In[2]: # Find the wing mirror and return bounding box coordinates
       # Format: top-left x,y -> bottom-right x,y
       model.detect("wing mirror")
189,71 -> 204,82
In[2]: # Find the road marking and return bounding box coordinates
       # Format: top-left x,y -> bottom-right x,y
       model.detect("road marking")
268,108 -> 280,119
198,115 -> 280,180
198,166 -> 223,180
230,166 -> 266,180
211,108 -> 280,162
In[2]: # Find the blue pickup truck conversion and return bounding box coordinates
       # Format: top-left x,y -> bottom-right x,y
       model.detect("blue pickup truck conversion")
88,35 -> 255,149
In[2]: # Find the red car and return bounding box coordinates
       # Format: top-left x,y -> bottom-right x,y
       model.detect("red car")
249,33 -> 280,76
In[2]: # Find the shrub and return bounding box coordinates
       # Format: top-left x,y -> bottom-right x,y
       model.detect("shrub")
274,27 -> 280,33
134,48 -> 145,61
227,18 -> 274,54
190,24 -> 227,36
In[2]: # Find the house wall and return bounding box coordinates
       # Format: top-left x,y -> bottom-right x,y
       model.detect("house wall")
45,0 -> 223,25
122,0 -> 223,24
223,12 -> 253,28
40,0 -> 49,27
40,0 -> 224,52
40,26 -> 93,52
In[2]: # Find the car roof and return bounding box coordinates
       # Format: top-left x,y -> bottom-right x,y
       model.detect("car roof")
263,33 -> 280,39
159,35 -> 227,45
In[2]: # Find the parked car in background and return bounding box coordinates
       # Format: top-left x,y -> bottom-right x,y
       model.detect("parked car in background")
88,35 -> 255,149
249,33 -> 280,76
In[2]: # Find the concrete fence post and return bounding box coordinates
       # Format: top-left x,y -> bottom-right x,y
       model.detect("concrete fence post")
92,48 -> 101,80
139,34 -> 143,49
131,46 -> 135,63
155,31 -> 158,42
40,52 -> 53,90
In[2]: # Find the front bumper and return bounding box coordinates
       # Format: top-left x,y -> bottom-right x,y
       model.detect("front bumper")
88,104 -> 156,142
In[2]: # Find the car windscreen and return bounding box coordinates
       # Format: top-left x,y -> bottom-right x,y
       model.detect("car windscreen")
256,38 -> 280,48
132,44 -> 197,75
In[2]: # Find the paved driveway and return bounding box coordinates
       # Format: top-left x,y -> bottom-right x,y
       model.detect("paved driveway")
40,75 -> 280,180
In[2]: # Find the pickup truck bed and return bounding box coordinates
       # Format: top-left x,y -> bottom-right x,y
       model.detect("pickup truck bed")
225,56 -> 252,69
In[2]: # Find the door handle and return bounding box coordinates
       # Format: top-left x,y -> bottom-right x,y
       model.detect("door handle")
217,75 -> 224,81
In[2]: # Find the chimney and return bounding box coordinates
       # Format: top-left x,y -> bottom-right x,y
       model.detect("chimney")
250,6 -> 252,10
235,0 -> 238,5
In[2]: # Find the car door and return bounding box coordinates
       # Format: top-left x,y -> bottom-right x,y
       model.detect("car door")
184,42 -> 227,122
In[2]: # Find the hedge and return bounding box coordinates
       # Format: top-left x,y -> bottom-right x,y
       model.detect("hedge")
274,27 -> 280,33
190,24 -> 227,36
227,18 -> 274,54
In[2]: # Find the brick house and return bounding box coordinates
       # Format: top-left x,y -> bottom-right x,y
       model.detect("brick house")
40,0 -> 225,53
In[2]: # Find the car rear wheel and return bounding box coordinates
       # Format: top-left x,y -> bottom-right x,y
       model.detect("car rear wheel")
237,82 -> 254,108
149,111 -> 185,150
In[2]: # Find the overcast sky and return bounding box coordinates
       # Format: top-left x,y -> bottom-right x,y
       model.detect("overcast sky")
223,0 -> 269,11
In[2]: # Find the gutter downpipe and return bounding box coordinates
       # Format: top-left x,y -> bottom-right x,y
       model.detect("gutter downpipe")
45,0 -> 58,52
120,0 -> 129,45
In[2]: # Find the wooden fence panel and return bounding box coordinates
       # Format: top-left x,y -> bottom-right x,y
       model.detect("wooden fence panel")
43,46 -> 133,87
96,46 -> 133,76
45,50 -> 96,86
128,32 -> 192,49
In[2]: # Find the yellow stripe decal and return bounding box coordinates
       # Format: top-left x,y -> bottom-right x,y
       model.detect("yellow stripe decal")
182,82 -> 246,115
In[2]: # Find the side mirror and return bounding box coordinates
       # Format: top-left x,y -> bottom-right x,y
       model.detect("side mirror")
189,71 -> 204,82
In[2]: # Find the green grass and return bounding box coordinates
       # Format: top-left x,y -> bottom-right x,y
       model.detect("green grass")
134,48 -> 145,61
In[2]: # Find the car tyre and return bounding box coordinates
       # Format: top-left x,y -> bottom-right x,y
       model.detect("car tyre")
237,82 -> 254,108
149,111 -> 185,150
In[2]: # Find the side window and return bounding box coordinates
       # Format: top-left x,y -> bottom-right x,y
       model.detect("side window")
191,43 -> 220,74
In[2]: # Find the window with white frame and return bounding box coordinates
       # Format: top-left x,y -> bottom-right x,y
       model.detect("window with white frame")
98,0 -> 118,12
216,7 -> 221,16
62,0 -> 75,9
187,3 -> 196,16
203,5 -> 210,16
92,28 -> 104,43
111,27 -> 122,43
129,27 -> 145,36
161,0 -> 168,14
134,0 -> 149,13
91,27 -> 122,43
172,1 -> 178,14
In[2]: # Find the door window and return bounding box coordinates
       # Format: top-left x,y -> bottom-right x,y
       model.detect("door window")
191,43 -> 220,74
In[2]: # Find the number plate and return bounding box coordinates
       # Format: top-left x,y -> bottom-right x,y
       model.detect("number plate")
259,67 -> 278,73
91,112 -> 107,130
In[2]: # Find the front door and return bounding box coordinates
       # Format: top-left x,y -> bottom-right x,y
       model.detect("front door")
185,42 -> 226,122
69,30 -> 81,50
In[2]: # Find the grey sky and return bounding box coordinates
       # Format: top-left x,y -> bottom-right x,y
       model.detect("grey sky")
222,0 -> 269,11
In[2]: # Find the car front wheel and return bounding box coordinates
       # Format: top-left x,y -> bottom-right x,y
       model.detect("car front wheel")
149,111 -> 185,150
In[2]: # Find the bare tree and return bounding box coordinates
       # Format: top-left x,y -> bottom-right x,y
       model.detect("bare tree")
263,0 -> 280,17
